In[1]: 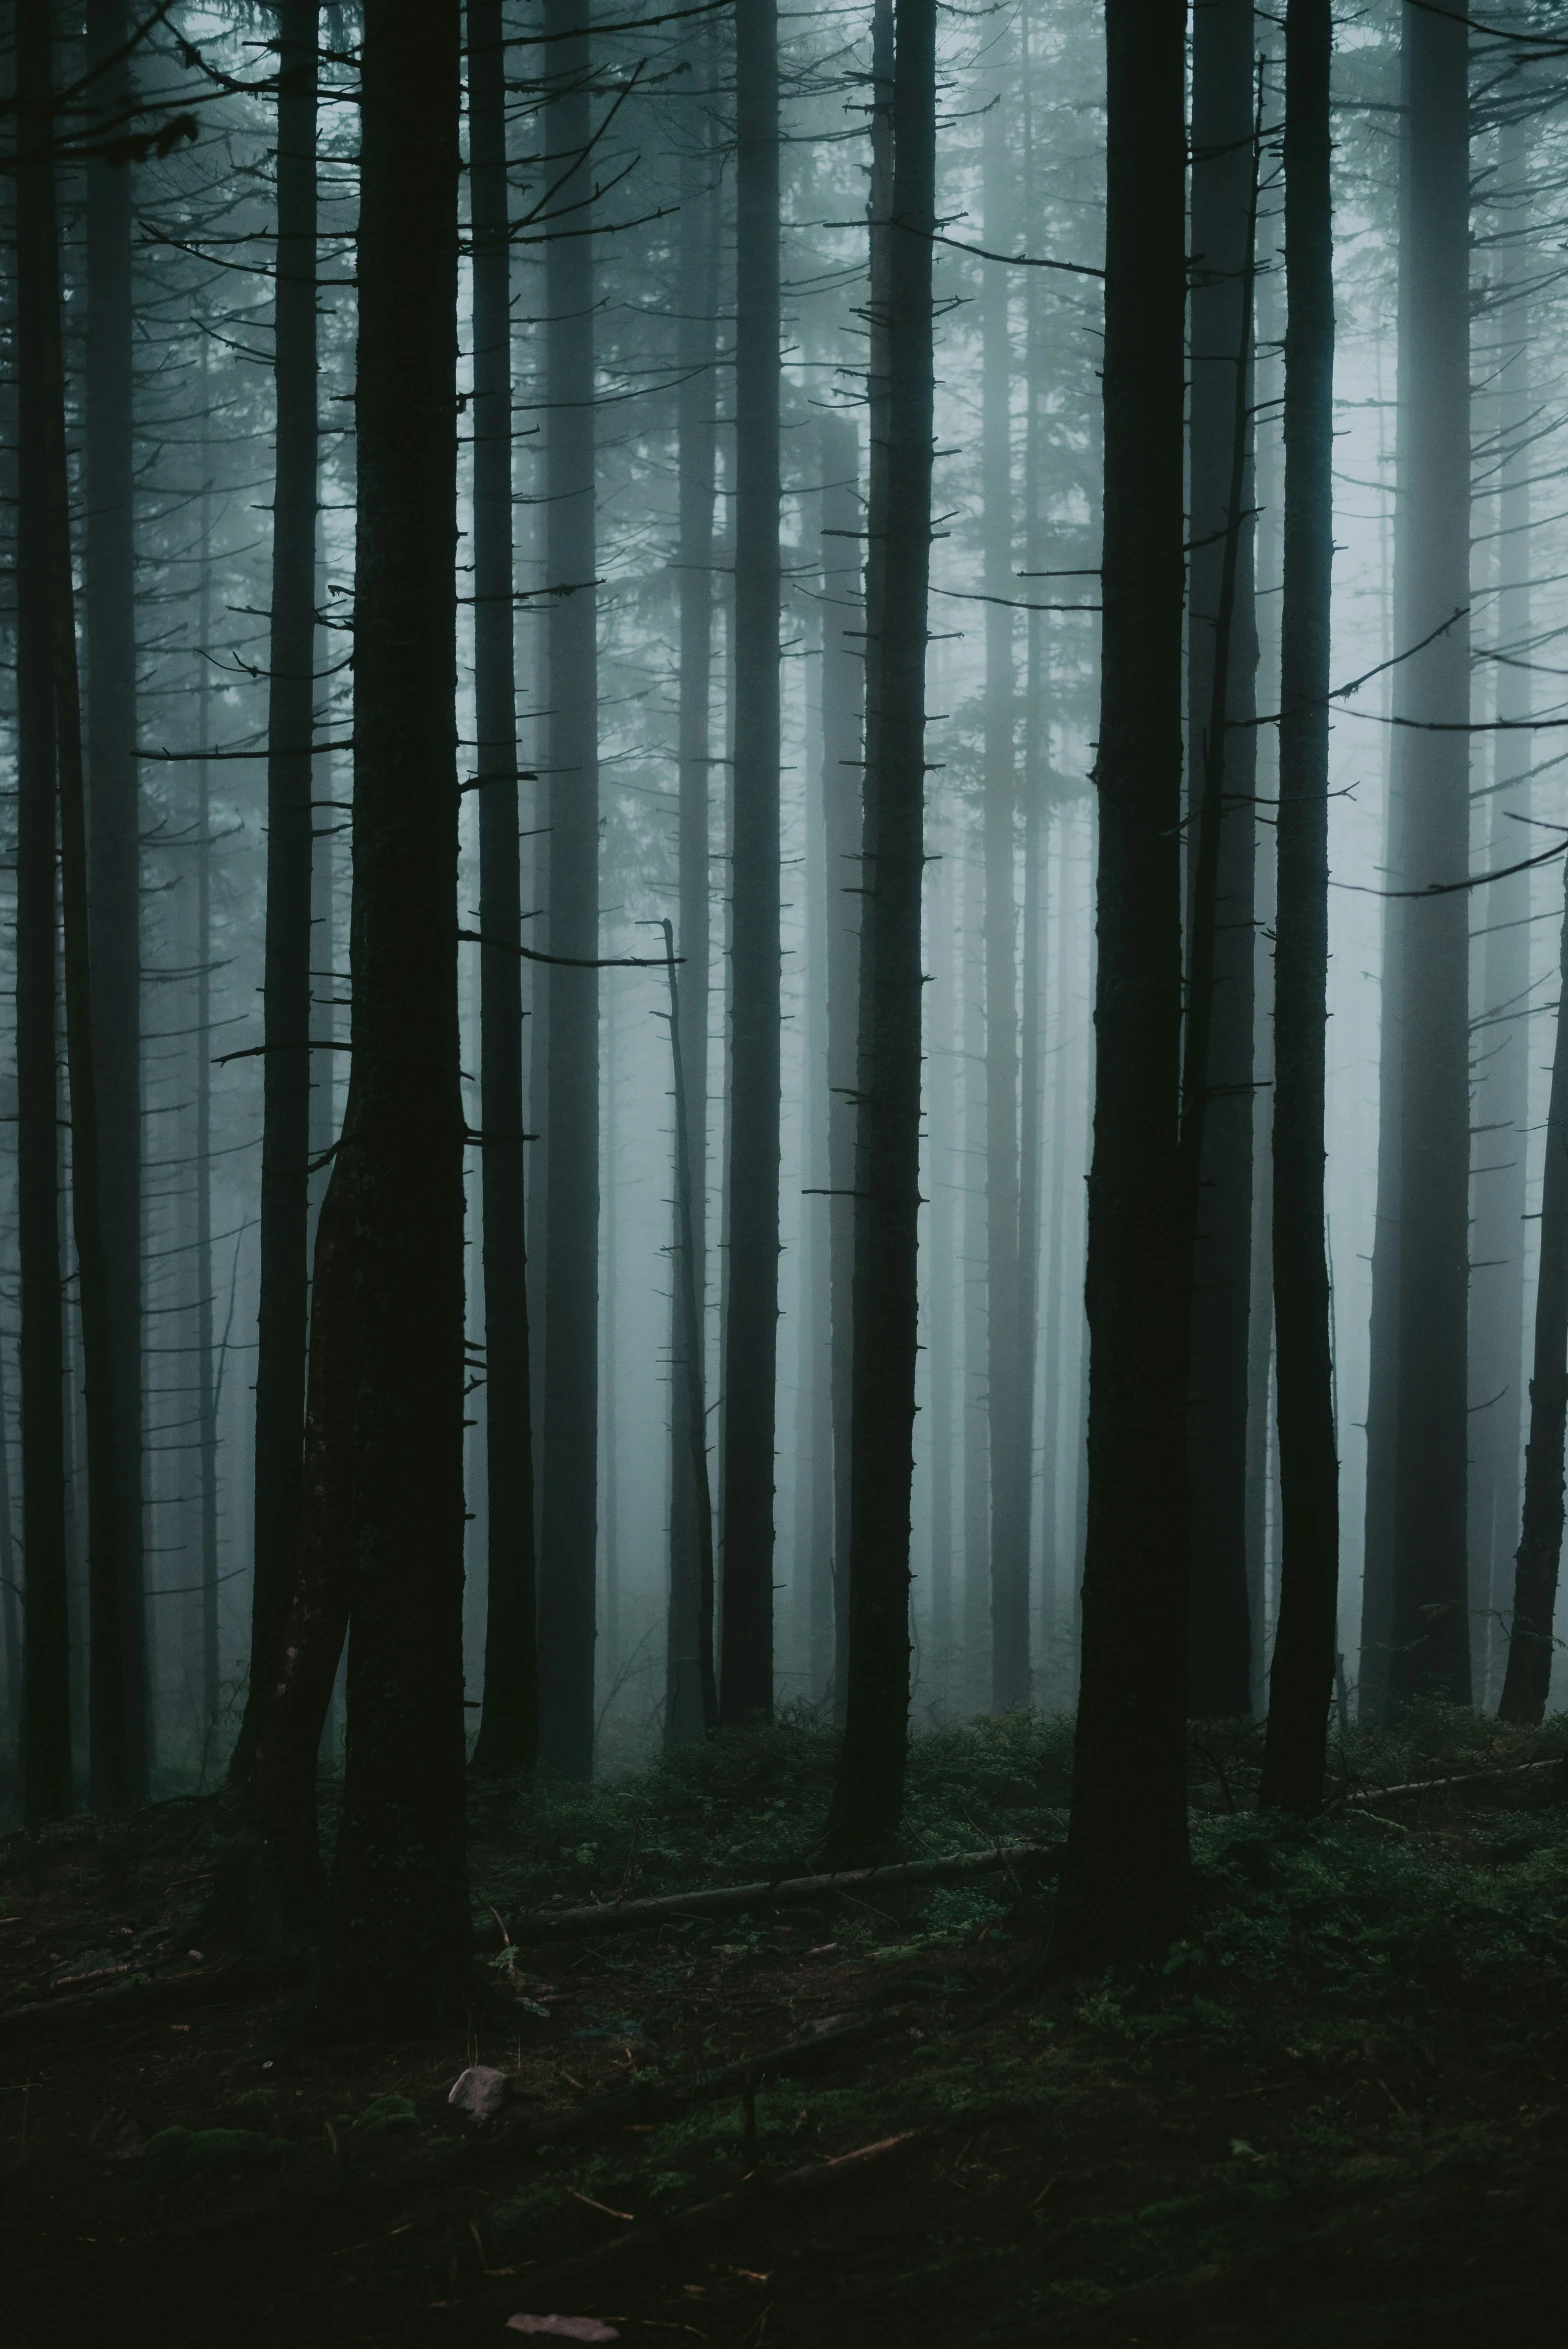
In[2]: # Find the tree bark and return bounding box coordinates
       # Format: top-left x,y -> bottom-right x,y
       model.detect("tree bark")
468,0 -> 538,1777
1384,1 -> 1472,1705
719,0 -> 783,1727
1260,0 -> 1338,1815
308,0 -> 470,2031
1498,862 -> 1568,1724
662,923 -> 718,1732
232,0 -> 318,1787
1057,0 -> 1191,1967
83,0 -> 146,1796
15,0 -> 72,1825
666,64 -> 719,1744
537,0 -> 601,1781
1184,0 -> 1257,1721
823,0 -> 935,1863
980,52 -> 1028,1713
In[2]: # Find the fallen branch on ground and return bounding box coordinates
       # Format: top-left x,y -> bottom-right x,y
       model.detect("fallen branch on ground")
482,2129 -> 925,2305
1337,1759 -> 1563,1809
503,1842 -> 1063,1940
0,1953 -> 312,2046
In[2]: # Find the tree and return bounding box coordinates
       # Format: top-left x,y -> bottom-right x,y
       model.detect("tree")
15,0 -> 72,1826
1260,0 -> 1339,1816
1056,0 -> 1191,1967
823,0 -> 936,1864
537,0 -> 602,1781
1184,0 -> 1258,1721
719,0 -> 783,1727
469,0 -> 538,1777
232,0 -> 319,1788
1364,0 -> 1472,1709
84,0 -> 147,1796
308,0 -> 470,2031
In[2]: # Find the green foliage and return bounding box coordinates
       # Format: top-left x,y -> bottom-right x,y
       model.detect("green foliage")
349,2094 -> 419,2135
144,2125 -> 291,2176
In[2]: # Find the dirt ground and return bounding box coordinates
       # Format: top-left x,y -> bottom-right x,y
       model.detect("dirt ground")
3,1737 -> 1567,2347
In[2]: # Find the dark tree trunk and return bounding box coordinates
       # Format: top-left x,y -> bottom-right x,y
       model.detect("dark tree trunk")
663,924 -> 718,1733
15,1 -> 71,1825
195,454 -> 220,1738
719,0 -> 783,1728
468,0 -> 538,1777
981,57 -> 1028,1713
819,411 -> 863,1715
301,0 -> 469,2032
666,67 -> 719,1746
1260,0 -> 1338,1816
232,0 -> 318,1787
83,0 -> 146,1795
537,0 -> 601,1781
1498,853 -> 1568,1725
1057,0 -> 1191,1967
1384,2 -> 1471,1706
1184,0 -> 1257,1721
822,0 -> 936,1864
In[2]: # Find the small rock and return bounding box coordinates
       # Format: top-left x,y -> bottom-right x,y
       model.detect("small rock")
448,2064 -> 512,2122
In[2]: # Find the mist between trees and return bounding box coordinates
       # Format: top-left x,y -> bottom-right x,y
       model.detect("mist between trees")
1,0 -> 1567,2008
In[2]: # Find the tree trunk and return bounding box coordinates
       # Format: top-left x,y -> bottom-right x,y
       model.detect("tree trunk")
821,410 -> 864,1714
83,0 -> 146,1796
308,0 -> 469,2032
666,67 -> 719,1745
1260,0 -> 1338,1816
232,0 -> 318,1786
663,924 -> 718,1733
719,0 -> 783,1728
15,0 -> 72,1825
1057,0 -> 1191,1967
194,439 -> 220,1739
1384,2 -> 1471,1706
823,0 -> 936,1863
1184,0 -> 1257,1720
1498,855 -> 1568,1726
537,0 -> 601,1781
980,54 -> 1027,1713
468,0 -> 538,1777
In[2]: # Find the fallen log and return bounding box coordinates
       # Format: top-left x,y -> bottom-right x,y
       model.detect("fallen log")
1337,1758 -> 1564,1809
504,1841 -> 1062,1941
0,1953 -> 312,2046
486,2129 -> 925,2306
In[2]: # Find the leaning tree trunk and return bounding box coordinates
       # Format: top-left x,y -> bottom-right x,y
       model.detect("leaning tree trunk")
232,0 -> 319,1787
14,0 -> 72,1825
823,0 -> 936,1864
468,0 -> 538,1777
83,0 -> 146,1795
1381,1 -> 1472,1706
719,0 -> 783,1727
1056,0 -> 1191,1967
1498,864 -> 1568,1726
308,0 -> 469,2032
536,0 -> 602,1782
1260,0 -> 1338,1816
1184,0 -> 1257,1721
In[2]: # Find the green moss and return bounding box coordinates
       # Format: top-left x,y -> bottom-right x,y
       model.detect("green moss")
350,2093 -> 419,2135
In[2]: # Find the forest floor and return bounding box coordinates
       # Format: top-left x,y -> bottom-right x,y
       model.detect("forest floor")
3,1706 -> 1568,2348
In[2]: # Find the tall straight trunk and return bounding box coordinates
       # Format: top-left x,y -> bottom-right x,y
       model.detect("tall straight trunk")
15,2 -> 71,1824
1470,113 -> 1532,1707
469,0 -> 537,1776
1018,49 -> 1048,1680
311,0 -> 468,2031
1058,0 -> 1191,1966
0,1338 -> 22,1774
821,411 -> 863,1713
195,455 -> 220,1736
537,0 -> 601,1780
960,866 -> 989,1706
666,75 -> 719,1744
1384,2 -> 1471,1705
926,826 -> 956,1669
1498,858 -> 1568,1724
823,0 -> 935,1862
980,60 -> 1027,1712
1260,0 -> 1338,1816
663,922 -> 718,1733
83,0 -> 145,1794
1184,0 -> 1257,1719
719,0 -> 783,1726
233,0 -> 318,1784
